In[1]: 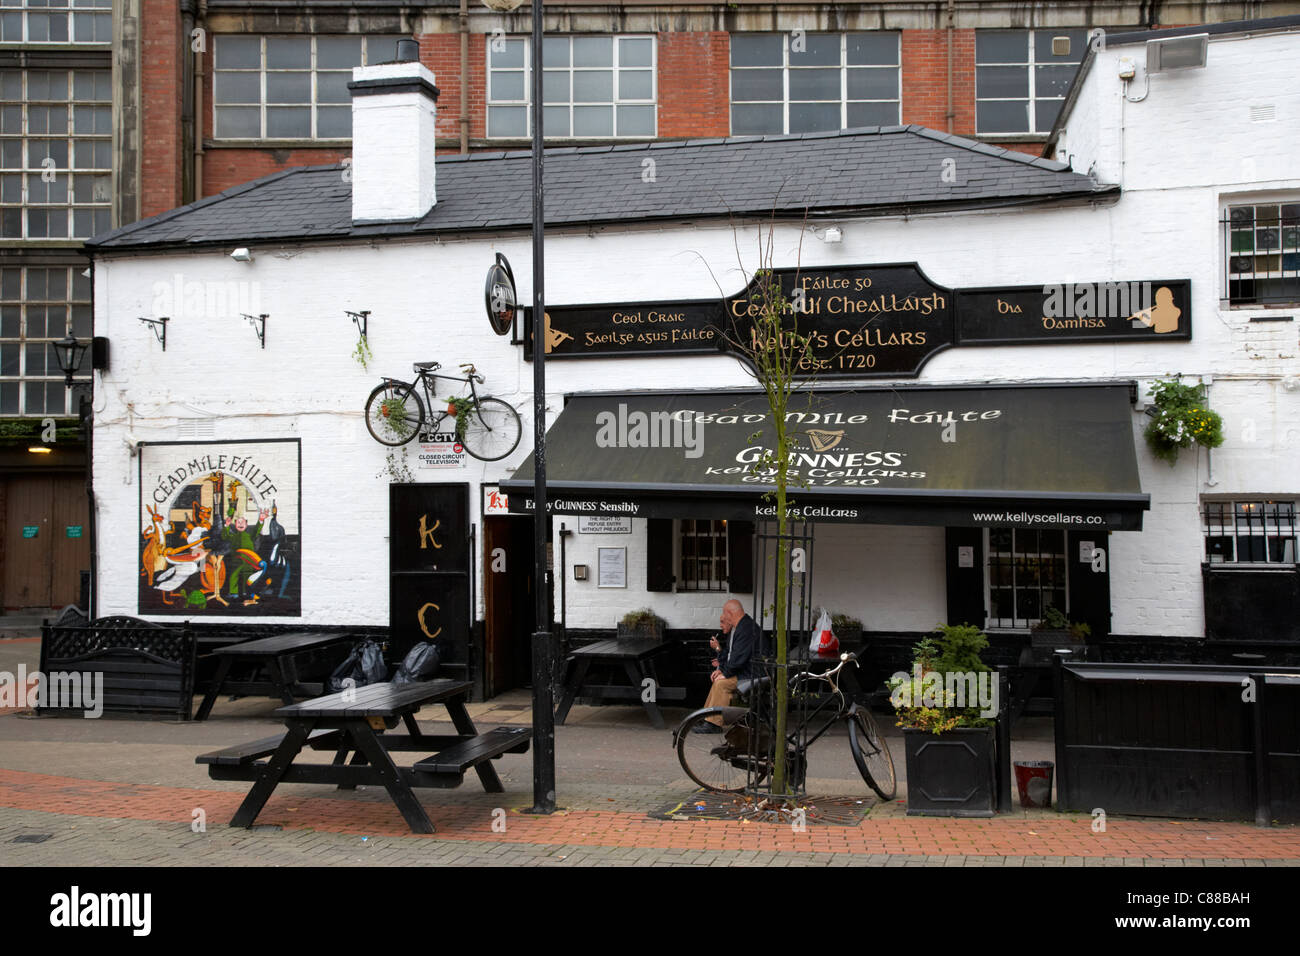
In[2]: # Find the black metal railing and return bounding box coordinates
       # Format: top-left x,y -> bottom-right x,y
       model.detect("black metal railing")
1222,205 -> 1300,306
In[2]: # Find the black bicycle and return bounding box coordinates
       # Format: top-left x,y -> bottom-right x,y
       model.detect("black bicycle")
674,652 -> 896,800
364,361 -> 522,462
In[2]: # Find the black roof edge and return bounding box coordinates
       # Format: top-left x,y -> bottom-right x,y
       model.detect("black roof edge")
85,185 -> 1117,258
1103,13 -> 1300,47
82,165 -> 328,248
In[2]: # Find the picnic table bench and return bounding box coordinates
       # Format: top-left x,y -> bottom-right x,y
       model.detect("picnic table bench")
554,637 -> 684,729
197,678 -> 530,833
193,630 -> 355,720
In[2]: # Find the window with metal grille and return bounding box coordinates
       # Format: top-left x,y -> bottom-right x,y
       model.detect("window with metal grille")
0,0 -> 112,44
0,264 -> 92,415
1203,500 -> 1298,565
1222,203 -> 1300,306
677,519 -> 729,592
487,35 -> 656,139
212,35 -> 403,140
975,29 -> 1087,135
0,68 -> 112,239
986,527 -> 1069,628
729,32 -> 899,136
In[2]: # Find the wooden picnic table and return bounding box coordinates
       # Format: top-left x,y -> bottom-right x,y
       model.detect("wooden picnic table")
197,679 -> 531,834
554,637 -> 683,729
193,630 -> 354,720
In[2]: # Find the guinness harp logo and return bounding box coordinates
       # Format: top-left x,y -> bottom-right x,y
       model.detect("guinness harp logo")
805,429 -> 846,452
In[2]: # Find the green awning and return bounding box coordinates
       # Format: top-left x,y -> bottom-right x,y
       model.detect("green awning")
501,383 -> 1150,530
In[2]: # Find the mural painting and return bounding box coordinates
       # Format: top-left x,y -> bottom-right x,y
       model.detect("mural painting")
138,439 -> 301,616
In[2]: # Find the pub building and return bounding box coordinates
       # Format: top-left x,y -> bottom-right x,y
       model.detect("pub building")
84,19 -> 1299,703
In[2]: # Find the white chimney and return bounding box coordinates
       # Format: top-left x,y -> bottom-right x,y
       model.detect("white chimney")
349,55 -> 439,223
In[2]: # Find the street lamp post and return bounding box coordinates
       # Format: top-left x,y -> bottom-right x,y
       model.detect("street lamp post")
51,335 -> 96,618
478,0 -> 555,813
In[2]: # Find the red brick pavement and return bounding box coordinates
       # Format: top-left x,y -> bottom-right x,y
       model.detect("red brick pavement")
0,768 -> 1296,857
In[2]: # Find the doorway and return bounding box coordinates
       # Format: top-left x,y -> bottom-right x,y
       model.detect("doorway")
3,475 -> 88,609
482,514 -> 550,698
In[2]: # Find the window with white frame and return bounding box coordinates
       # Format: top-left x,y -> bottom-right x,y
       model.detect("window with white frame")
975,29 -> 1086,135
0,68 -> 112,239
729,32 -> 899,135
212,35 -> 403,140
0,0 -> 112,44
677,519 -> 729,592
486,35 -> 656,139
1222,201 -> 1300,306
0,264 -> 92,415
986,527 -> 1069,628
1203,500 -> 1298,565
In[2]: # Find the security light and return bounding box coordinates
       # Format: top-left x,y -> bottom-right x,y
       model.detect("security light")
230,248 -> 253,262
823,227 -> 843,244
1146,34 -> 1208,73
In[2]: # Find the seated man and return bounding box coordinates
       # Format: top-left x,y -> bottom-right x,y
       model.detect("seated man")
694,599 -> 762,733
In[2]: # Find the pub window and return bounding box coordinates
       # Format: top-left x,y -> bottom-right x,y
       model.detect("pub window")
0,68 -> 113,239
487,35 -> 656,139
0,264 -> 92,415
1222,202 -> 1300,306
677,519 -> 729,592
212,35 -> 403,141
0,0 -> 112,45
986,527 -> 1068,628
975,29 -> 1087,135
729,32 -> 899,136
1203,500 -> 1298,565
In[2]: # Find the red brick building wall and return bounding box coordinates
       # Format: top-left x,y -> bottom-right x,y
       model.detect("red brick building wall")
139,0 -> 184,218
182,28 -> 1065,208
658,31 -> 730,138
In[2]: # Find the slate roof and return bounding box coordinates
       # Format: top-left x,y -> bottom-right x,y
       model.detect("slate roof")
86,125 -> 1113,252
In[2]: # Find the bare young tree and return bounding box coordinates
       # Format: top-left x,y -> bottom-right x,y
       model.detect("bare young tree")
713,211 -> 817,797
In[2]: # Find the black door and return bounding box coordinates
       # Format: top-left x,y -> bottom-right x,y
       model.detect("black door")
390,484 -> 471,680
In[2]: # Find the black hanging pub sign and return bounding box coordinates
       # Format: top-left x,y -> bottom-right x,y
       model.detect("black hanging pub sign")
516,262 -> 1191,378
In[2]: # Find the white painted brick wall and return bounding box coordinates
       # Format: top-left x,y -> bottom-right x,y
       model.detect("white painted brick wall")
93,30 -> 1300,636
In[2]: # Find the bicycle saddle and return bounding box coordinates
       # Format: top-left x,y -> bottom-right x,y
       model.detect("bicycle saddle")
736,675 -> 772,696
413,361 -> 440,371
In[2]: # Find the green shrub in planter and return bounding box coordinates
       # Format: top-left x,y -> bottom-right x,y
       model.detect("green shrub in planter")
616,608 -> 666,642
889,623 -> 998,817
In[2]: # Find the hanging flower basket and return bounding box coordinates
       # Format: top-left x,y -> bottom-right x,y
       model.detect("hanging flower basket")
1143,378 -> 1224,466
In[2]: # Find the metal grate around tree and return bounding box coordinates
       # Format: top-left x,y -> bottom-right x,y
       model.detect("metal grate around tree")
742,520 -> 816,803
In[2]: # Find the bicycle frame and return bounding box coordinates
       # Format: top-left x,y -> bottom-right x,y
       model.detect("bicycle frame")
407,368 -> 483,433
782,657 -> 856,751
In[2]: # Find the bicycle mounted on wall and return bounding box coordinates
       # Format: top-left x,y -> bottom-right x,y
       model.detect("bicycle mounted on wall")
365,361 -> 522,462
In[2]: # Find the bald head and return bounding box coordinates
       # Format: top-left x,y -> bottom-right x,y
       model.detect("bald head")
720,599 -> 745,633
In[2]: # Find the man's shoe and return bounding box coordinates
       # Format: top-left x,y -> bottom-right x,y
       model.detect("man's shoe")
691,722 -> 722,734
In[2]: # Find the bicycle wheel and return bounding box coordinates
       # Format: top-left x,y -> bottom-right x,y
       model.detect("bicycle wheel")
848,706 -> 897,801
676,710 -> 759,794
459,397 -> 522,461
365,381 -> 425,447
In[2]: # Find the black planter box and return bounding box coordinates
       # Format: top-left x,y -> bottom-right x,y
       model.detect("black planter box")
903,726 -> 997,817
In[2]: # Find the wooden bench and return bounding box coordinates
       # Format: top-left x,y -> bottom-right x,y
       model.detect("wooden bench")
555,637 -> 684,729
196,728 -> 343,767
193,631 -> 355,720
39,615 -> 196,719
413,726 -> 532,783
198,680 -> 531,833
